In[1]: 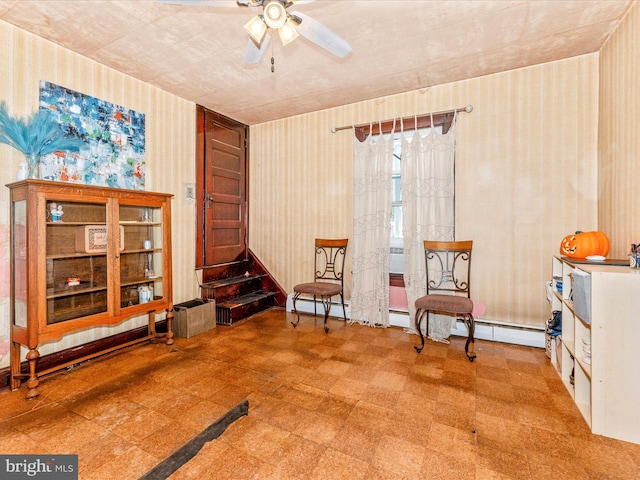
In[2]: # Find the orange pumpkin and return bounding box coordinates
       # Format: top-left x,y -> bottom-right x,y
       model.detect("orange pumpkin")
560,231 -> 610,259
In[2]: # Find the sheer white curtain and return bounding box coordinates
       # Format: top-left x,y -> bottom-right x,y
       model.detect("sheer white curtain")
350,130 -> 393,327
402,116 -> 456,340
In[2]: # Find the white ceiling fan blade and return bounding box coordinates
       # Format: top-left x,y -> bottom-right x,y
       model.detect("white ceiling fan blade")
157,0 -> 247,7
244,33 -> 271,64
290,11 -> 352,58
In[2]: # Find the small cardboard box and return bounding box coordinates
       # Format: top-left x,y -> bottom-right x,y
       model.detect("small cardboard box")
75,225 -> 125,253
173,299 -> 216,338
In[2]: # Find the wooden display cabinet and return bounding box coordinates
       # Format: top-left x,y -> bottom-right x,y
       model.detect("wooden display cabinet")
7,179 -> 174,399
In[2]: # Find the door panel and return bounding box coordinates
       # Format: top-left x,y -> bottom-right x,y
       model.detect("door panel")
196,106 -> 248,267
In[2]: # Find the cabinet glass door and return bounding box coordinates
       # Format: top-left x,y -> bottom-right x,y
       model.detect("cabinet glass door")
12,199 -> 28,328
46,200 -> 109,324
119,204 -> 164,308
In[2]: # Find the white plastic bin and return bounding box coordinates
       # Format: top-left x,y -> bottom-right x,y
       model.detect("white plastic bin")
571,268 -> 591,324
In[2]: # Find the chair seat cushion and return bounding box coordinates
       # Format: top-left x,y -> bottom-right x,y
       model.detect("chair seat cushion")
294,282 -> 342,296
415,294 -> 473,314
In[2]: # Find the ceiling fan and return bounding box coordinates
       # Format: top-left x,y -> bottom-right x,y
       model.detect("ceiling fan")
157,0 -> 352,64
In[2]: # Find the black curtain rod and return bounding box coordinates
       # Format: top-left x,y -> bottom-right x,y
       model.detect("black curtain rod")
331,104 -> 473,133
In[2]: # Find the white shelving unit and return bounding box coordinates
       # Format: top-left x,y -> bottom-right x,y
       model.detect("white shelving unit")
551,256 -> 640,444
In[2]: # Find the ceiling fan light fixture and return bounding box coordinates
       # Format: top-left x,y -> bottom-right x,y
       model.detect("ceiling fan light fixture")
243,14 -> 268,46
278,20 -> 299,46
263,0 -> 287,29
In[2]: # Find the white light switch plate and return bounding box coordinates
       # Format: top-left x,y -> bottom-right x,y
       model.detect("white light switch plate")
184,183 -> 195,204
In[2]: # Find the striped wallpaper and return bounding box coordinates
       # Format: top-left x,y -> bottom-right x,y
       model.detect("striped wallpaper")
249,55 -> 601,328
1,0 -> 638,367
599,2 -> 640,258
0,20 -> 197,363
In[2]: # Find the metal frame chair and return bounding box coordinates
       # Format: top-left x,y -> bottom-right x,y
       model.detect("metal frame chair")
414,240 -> 476,361
292,238 -> 348,333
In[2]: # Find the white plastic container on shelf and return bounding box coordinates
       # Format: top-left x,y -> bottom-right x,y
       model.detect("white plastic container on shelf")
571,268 -> 591,324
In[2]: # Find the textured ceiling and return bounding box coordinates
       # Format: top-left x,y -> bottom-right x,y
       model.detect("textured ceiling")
0,0 -> 633,125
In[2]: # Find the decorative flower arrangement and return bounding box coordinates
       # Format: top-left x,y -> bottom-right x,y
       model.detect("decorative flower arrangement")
0,101 -> 84,179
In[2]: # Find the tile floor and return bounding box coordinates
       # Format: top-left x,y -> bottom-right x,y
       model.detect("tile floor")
1,308 -> 639,479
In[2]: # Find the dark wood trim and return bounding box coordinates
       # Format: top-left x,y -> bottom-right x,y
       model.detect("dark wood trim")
195,105 -> 205,268
355,112 -> 455,142
248,249 -> 287,306
245,122 -> 250,254
0,321 -> 167,392
390,273 -> 405,288
196,105 -> 250,269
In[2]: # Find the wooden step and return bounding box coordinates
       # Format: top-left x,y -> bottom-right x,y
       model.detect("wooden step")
198,252 -> 287,325
201,273 -> 266,290
201,260 -> 251,283
216,291 -> 276,325
200,274 -> 267,304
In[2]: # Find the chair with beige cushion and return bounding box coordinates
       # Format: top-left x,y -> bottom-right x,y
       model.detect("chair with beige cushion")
414,240 -> 476,361
292,238 -> 348,333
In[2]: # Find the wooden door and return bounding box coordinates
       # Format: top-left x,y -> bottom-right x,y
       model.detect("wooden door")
196,107 -> 249,267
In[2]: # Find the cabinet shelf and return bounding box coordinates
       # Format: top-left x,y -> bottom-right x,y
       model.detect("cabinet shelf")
575,356 -> 592,379
121,277 -> 163,287
564,299 -> 574,312
122,248 -> 161,254
47,282 -> 106,299
563,339 -> 575,356
8,179 -> 174,400
47,221 -> 107,226
120,221 -> 162,226
575,312 -> 590,328
47,252 -> 108,260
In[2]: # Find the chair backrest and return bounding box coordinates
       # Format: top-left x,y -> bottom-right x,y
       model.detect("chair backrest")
314,238 -> 348,286
424,240 -> 472,298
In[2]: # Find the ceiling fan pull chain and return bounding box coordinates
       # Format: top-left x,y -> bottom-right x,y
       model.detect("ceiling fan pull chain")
271,38 -> 275,73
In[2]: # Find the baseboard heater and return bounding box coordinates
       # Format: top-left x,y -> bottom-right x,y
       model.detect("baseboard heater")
286,295 -> 544,349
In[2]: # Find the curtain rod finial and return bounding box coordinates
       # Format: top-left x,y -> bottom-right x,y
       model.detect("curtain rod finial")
465,105 -> 473,113
331,127 -> 337,133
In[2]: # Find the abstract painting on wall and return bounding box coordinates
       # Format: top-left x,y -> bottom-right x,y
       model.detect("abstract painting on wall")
38,81 -> 145,189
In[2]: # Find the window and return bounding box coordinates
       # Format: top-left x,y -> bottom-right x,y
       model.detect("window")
354,112 -> 456,282
389,126 -> 442,274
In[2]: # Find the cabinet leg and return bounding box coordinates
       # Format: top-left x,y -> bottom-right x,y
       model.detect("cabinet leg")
148,311 -> 156,337
10,341 -> 21,391
166,308 -> 174,345
25,348 -> 40,400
